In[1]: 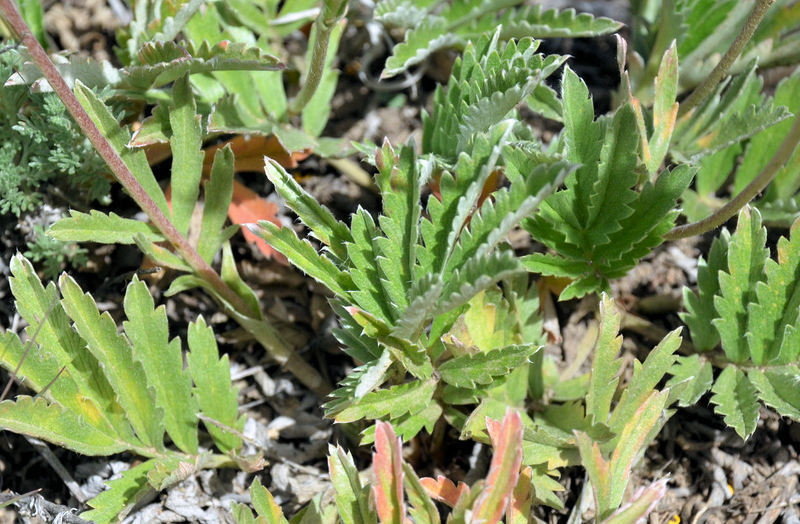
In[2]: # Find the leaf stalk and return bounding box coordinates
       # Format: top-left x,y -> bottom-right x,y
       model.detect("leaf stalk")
677,0 -> 775,118
287,0 -> 347,116
666,112 -> 800,240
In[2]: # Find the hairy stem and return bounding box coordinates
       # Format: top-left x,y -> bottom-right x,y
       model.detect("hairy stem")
666,112 -> 800,240
0,0 -> 331,396
677,0 -> 775,118
287,0 -> 347,116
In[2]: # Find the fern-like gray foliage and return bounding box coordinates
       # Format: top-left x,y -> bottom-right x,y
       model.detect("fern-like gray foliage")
378,0 -> 621,77
522,66 -> 695,300
680,206 -> 800,439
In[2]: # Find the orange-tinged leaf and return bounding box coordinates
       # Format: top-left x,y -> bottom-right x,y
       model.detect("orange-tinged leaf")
373,421 -> 406,524
419,476 -> 470,508
471,409 -> 523,524
506,467 -> 532,524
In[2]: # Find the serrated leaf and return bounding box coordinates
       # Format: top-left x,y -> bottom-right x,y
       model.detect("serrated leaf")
713,207 -> 769,363
47,210 -> 164,244
122,40 -> 283,89
81,460 -> 158,523
666,355 -> 713,407
529,465 -> 564,510
438,345 -> 538,388
746,217 -> 800,364
123,277 -> 198,454
8,255 -> 127,438
198,145 -> 235,263
586,295 -> 624,425
0,396 -> 128,456
681,230 -> 730,351
334,378 -> 437,423
710,366 -> 760,439
187,316 -> 243,452
74,81 -> 169,216
437,251 -> 523,314
373,422 -> 406,524
748,366 -> 800,421
497,5 -> 622,39
403,462 -> 440,524
264,159 -> 351,260
607,329 -> 680,435
360,402 -> 443,444
59,274 -> 163,450
168,74 -> 205,236
248,221 -> 354,299
250,477 -> 290,524
329,445 -> 376,524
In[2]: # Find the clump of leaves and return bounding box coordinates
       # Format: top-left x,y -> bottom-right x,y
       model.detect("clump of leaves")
0,47 -> 110,216
0,254 -> 255,523
680,206 -> 800,439
234,410 -> 666,524
249,35 -> 572,440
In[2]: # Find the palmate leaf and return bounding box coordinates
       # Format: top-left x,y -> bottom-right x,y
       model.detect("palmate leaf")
48,210 -> 164,244
381,1 -> 619,78
121,40 -> 283,89
438,345 -> 539,388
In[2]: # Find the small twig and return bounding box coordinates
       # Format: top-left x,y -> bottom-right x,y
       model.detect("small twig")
1,491 -> 91,524
678,0 -> 775,118
25,437 -> 88,503
666,113 -> 800,240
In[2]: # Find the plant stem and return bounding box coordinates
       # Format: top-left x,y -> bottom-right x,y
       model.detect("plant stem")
666,112 -> 800,240
677,0 -> 775,118
0,0 -> 331,397
287,0 -> 347,116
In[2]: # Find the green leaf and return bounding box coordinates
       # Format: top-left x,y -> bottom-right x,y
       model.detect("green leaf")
644,41 -> 678,176
168,74 -> 205,236
334,378 -> 437,423
198,145 -> 235,263
681,230 -> 730,351
748,366 -> 800,421
403,462 -> 440,524
81,460 -> 158,523
122,40 -> 283,89
8,255 -> 127,438
438,345 -> 539,388
585,295 -> 624,425
74,81 -> 170,216
123,277 -> 198,454
746,217 -> 800,365
0,396 -> 128,456
18,0 -> 46,47
250,477 -> 290,524
264,159 -> 351,261
710,366 -> 760,439
666,355 -> 713,407
360,402 -> 443,444
302,20 -> 345,136
607,329 -> 680,435
496,5 -> 622,40
59,273 -> 163,450
187,316 -> 243,452
713,207 -> 769,363
47,210 -> 164,245
248,221 -> 354,299
221,241 -> 262,319
437,250 -> 523,314
328,445 -> 376,524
